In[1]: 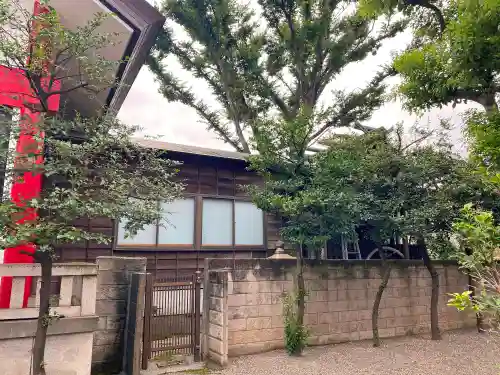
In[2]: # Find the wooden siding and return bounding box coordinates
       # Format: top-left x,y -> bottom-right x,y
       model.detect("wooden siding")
53,152 -> 281,278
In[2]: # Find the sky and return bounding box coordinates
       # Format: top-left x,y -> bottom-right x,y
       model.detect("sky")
116,0 -> 475,154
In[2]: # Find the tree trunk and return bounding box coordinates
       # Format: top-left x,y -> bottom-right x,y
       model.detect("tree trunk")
418,235 -> 441,340
480,93 -> 498,115
372,245 -> 391,347
32,252 -> 52,375
467,272 -> 485,333
293,243 -> 305,356
403,236 -> 410,259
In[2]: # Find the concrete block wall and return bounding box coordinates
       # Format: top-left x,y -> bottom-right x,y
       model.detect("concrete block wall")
93,256 -> 147,373
205,259 -> 476,358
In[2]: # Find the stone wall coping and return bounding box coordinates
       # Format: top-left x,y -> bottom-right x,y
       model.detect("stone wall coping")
206,258 -> 459,269
0,263 -> 97,277
0,316 -> 98,340
96,256 -> 146,261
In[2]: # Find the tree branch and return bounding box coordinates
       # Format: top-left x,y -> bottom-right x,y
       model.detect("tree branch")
45,82 -> 89,97
401,130 -> 435,152
309,66 -> 395,142
407,0 -> 446,34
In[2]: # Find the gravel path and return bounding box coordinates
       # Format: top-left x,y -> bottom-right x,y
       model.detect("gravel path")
219,330 -> 500,375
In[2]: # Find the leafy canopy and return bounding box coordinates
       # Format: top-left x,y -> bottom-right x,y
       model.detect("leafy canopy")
148,0 -> 406,152
249,118 -> 493,254
0,0 -> 184,256
314,126 -> 485,246
449,204 -> 500,328
393,0 -> 500,112
0,0 -> 122,112
0,110 -> 183,255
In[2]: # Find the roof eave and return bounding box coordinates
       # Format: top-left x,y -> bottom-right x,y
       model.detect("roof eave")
101,0 -> 165,115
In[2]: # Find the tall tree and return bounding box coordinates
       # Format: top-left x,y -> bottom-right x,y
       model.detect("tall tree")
313,125 -> 493,342
248,113 -> 364,354
385,0 -> 500,331
394,139 -> 490,339
314,129 -> 403,346
0,2 -> 183,374
148,0 -> 406,153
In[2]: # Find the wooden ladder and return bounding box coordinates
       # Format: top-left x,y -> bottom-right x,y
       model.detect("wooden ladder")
341,234 -> 362,260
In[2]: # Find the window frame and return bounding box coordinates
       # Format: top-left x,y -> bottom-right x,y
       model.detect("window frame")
114,193 -> 267,251
199,195 -> 266,250
115,197 -> 197,250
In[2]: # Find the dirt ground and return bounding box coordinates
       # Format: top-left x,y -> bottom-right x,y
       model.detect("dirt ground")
218,330 -> 500,375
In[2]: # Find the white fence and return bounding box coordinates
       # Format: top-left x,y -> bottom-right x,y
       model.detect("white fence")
0,263 -> 97,320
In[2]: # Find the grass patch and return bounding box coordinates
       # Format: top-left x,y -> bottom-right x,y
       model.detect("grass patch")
152,351 -> 174,362
152,351 -> 184,366
180,368 -> 210,375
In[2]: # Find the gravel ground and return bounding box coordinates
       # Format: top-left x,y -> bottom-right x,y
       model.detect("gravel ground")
219,330 -> 500,375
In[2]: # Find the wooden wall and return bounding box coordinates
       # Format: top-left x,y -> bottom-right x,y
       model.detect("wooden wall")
54,151 -> 281,279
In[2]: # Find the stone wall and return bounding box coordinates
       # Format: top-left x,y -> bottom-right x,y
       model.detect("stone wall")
0,262 -> 98,375
0,331 -> 94,375
205,259 -> 476,360
0,320 -> 95,375
93,256 -> 147,373
203,269 -> 229,367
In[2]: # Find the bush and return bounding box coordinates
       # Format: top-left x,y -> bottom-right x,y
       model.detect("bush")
282,292 -> 309,355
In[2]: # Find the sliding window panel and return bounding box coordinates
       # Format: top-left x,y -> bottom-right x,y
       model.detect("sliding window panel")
158,198 -> 195,245
117,220 -> 156,245
234,201 -> 264,245
202,199 -> 232,246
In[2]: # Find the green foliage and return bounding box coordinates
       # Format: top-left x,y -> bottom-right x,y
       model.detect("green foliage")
447,291 -> 478,311
312,129 -> 401,244
465,110 -> 500,172
393,0 -> 500,113
0,112 -> 183,255
0,3 -> 183,374
282,292 -> 309,355
452,204 -> 500,268
426,233 -> 457,260
0,0 -> 122,111
0,0 -> 184,254
310,126 -> 489,250
250,116 -> 492,258
451,205 -> 500,328
149,0 -> 406,152
248,113 -> 363,248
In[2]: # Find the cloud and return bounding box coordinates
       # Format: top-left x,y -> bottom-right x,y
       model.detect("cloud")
117,66 -> 230,149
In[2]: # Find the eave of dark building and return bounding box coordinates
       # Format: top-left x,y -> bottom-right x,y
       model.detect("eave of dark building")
101,0 -> 165,115
133,138 -> 250,167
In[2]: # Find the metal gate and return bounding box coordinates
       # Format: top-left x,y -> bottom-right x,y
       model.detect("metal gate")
142,272 -> 202,369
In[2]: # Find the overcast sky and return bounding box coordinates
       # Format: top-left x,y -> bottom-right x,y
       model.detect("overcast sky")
117,0 -> 475,154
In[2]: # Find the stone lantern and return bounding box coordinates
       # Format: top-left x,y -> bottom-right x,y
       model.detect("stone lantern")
268,240 -> 296,259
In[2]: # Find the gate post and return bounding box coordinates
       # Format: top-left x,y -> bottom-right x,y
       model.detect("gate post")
123,272 -> 147,375
193,271 -> 202,362
141,273 -> 153,370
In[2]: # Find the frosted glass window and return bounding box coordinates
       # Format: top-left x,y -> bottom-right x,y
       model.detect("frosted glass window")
117,220 -> 156,245
235,202 -> 264,245
202,199 -> 232,245
158,198 -> 195,245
